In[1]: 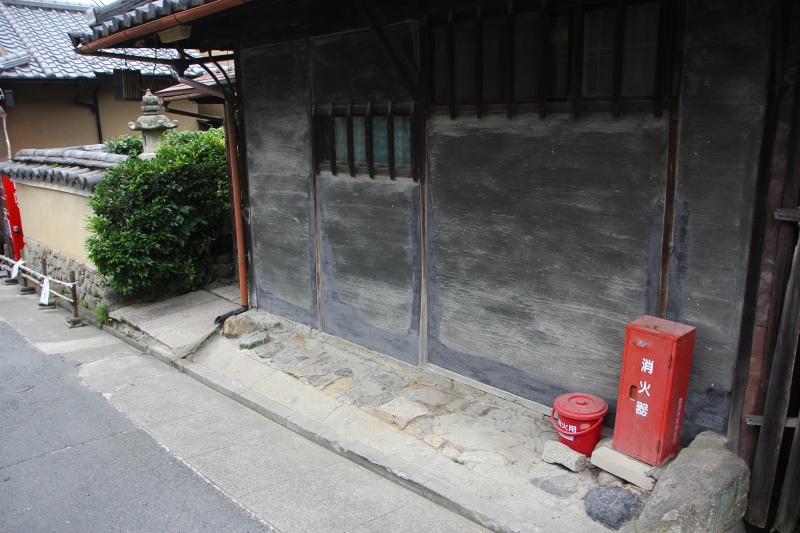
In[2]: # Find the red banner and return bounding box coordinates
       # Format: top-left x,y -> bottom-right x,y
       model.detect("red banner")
2,174 -> 24,260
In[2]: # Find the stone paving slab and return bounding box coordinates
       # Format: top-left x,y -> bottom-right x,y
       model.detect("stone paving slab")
109,290 -> 238,358
181,310 -> 629,532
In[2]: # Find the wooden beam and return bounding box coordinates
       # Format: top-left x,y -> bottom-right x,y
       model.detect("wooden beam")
346,105 -> 356,177
366,103 -> 375,179
538,0 -> 549,118
775,417 -> 800,533
775,207 -> 800,221
572,0 -> 585,119
354,0 -> 421,102
447,11 -> 456,119
745,415 -> 798,428
505,2 -> 515,119
746,223 -> 800,527
653,0 -> 668,118
475,7 -> 484,118
328,113 -> 337,176
611,0 -> 625,117
388,103 -> 396,180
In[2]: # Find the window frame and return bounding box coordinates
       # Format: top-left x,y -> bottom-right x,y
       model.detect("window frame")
426,0 -> 671,119
312,102 -> 418,181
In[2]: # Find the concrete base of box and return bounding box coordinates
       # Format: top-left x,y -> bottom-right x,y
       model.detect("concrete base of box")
591,439 -> 656,491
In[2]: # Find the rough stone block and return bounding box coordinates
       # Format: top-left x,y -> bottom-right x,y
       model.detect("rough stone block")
633,431 -> 749,533
223,312 -> 280,338
542,440 -> 588,472
376,398 -> 430,429
584,485 -> 644,530
591,439 -> 656,491
530,475 -> 578,498
238,331 -> 270,349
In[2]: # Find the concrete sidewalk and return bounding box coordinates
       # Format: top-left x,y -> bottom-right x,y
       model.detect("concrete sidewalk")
0,282 -> 490,533
105,286 -> 630,532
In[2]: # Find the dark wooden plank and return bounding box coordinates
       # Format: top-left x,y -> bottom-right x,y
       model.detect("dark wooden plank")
447,11 -> 456,119
328,113 -> 337,176
505,2 -> 515,119
746,231 -> 800,527
388,104 -> 396,180
411,108 -> 418,182
311,109 -> 320,175
775,207 -> 800,222
745,415 -> 798,428
775,418 -> 800,533
538,0 -> 549,118
475,7 -> 484,118
347,106 -> 356,177
421,17 -> 432,118
366,104 -> 375,179
572,0 -> 585,119
653,0 -> 669,118
354,0 -> 421,101
611,0 -> 625,117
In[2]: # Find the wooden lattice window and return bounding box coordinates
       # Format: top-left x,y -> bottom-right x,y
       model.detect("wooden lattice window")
312,103 -> 418,180
427,0 -> 670,118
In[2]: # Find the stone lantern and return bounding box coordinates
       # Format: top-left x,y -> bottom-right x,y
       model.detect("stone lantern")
128,89 -> 178,159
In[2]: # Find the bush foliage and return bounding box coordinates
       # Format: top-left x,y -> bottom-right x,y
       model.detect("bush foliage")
104,135 -> 143,156
87,129 -> 229,295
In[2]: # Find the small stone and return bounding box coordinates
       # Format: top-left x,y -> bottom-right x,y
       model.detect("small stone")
584,485 -> 644,530
376,398 -> 430,429
424,434 -> 445,449
355,392 -> 393,407
238,331 -> 270,350
542,440 -> 588,472
442,445 -> 461,460
530,475 -> 578,498
661,509 -> 679,522
598,471 -> 623,486
324,377 -> 354,394
404,422 -> 423,436
224,313 -> 276,338
487,409 -> 512,420
285,366 -> 316,378
287,335 -> 306,348
458,450 -> 508,466
334,368 -> 353,377
307,374 -> 338,388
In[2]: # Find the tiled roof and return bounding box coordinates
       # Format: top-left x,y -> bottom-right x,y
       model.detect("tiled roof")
0,0 -> 177,79
0,144 -> 126,193
70,0 -> 220,48
155,64 -> 233,100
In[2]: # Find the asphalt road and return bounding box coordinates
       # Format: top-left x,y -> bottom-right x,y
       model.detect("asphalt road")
0,318 -> 273,532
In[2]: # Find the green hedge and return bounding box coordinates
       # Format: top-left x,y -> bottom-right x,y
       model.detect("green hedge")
87,129 -> 230,295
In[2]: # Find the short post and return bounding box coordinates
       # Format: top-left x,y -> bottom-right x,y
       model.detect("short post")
2,244 -> 18,285
19,257 -> 35,294
38,258 -> 54,309
65,270 -> 84,328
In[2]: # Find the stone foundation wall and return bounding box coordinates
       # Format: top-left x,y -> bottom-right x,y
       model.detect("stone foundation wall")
22,239 -> 113,310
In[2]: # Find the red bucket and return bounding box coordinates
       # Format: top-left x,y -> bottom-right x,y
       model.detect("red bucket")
551,392 -> 609,456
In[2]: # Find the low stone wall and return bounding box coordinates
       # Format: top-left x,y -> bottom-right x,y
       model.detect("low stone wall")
22,239 -> 114,310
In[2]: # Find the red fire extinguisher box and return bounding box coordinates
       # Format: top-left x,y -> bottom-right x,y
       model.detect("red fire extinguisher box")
612,316 -> 696,467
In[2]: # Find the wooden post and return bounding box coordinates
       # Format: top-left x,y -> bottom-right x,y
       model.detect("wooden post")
746,211 -> 800,527
65,270 -> 84,328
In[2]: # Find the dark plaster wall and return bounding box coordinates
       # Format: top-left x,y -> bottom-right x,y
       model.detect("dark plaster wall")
666,0 -> 769,438
427,113 -> 667,419
316,175 -> 421,365
241,41 -> 317,326
311,23 -> 416,104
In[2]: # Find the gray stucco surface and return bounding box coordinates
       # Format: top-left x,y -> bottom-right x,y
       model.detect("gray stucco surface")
427,112 -> 667,417
311,23 -> 416,104
317,175 -> 421,365
667,0 -> 768,439
242,41 -> 317,327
